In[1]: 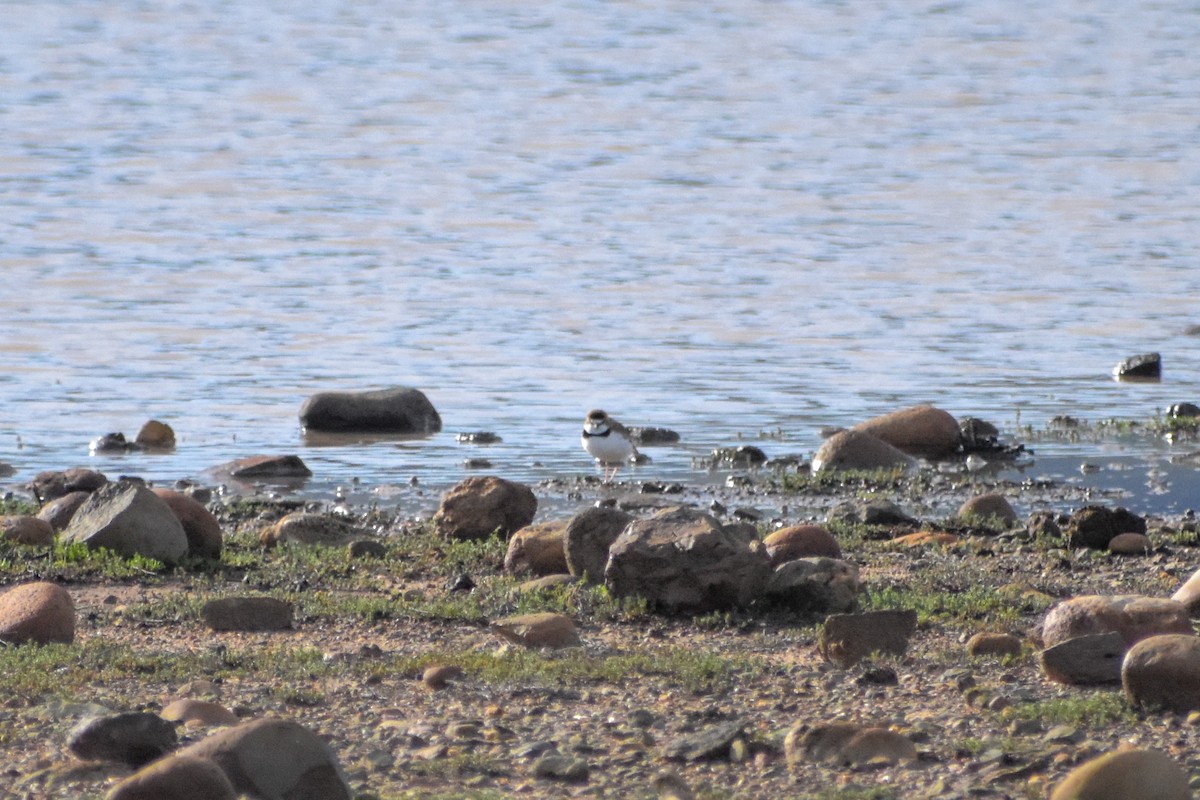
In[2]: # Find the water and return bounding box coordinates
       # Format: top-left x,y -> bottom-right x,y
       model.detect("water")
4,0 -> 1200,517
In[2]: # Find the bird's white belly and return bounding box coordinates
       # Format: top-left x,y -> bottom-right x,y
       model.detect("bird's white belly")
583,433 -> 633,464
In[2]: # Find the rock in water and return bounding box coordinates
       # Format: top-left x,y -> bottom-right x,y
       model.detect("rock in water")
300,386 -> 441,433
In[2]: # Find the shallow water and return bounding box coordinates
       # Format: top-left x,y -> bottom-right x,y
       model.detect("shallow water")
4,1 -> 1200,518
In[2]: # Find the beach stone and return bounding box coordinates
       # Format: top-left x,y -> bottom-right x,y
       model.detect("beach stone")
852,404 -> 962,459
0,581 -> 75,645
604,506 -> 771,613
828,498 -> 918,527
504,521 -> 568,576
135,419 -> 176,449
220,454 -> 313,480
1049,747 -> 1188,800
764,557 -> 862,613
662,721 -> 744,762
433,476 -> 538,541
1040,631 -> 1126,685
61,481 -> 188,565
1040,595 -> 1191,648
1170,566 -> 1200,615
1122,633 -> 1200,713
299,386 -> 441,434
261,512 -> 365,549
763,525 -> 841,564
348,539 -> 386,559
812,429 -> 913,473
106,754 -> 238,800
517,574 -> 580,593
967,632 -> 1023,658
201,597 -> 294,632
819,609 -> 918,668
151,488 -> 222,559
1112,352 -> 1161,380
68,711 -> 178,767
1066,505 -> 1146,550
161,699 -> 239,727
563,506 -> 632,584
786,720 -> 859,766
174,717 -> 353,800
489,612 -> 580,649
1,515 -> 54,546
37,491 -> 91,531
1026,510 -> 1063,539
1108,532 -> 1151,554
423,665 -> 464,690
839,727 -> 919,766
532,753 -> 589,782
28,467 -> 108,502
957,493 -> 1018,528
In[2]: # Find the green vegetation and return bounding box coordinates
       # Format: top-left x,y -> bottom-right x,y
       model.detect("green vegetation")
1005,692 -> 1135,729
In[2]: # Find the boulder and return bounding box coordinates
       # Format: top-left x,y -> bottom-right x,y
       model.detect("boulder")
503,521 -> 568,576
61,482 -> 188,565
174,717 -> 353,800
957,493 -> 1018,528
1065,505 -> 1146,550
603,506 -> 771,613
489,612 -> 580,649
37,491 -> 91,531
201,597 -> 294,632
764,557 -> 862,614
1049,747 -> 1188,800
812,430 -> 913,473
852,404 -> 962,459
106,755 -> 238,800
966,632 -> 1023,658
819,610 -> 918,668
152,488 -> 222,559
0,581 -> 75,645
563,506 -> 633,584
1040,631 -> 1126,685
299,386 -> 441,434
1040,595 -> 1191,648
432,476 -> 538,541
68,712 -> 178,767
1112,352 -> 1161,381
763,525 -> 841,564
1,515 -> 54,546
1108,532 -> 1151,555
260,513 -> 366,549
28,467 -> 107,502
134,420 -> 176,449
1122,633 -> 1200,713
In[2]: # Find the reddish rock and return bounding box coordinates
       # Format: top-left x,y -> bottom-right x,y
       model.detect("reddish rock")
1041,595 -> 1191,648
135,419 -> 176,449
220,455 -> 313,479
432,476 -> 538,541
0,581 -> 75,644
504,521 -> 568,576
763,525 -> 841,564
152,488 -> 222,559
852,404 -> 961,459
1171,567 -> 1200,615
422,665 -> 464,690
1,515 -> 54,546
891,530 -> 959,547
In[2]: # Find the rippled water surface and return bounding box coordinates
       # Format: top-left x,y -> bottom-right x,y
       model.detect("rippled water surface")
4,1 -> 1200,515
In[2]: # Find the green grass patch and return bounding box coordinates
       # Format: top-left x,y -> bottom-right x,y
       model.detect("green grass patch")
1006,692 -> 1134,728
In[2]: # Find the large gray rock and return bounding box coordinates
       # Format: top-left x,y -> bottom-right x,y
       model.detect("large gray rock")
432,476 -> 538,541
563,506 -> 632,585
174,717 -> 352,800
603,506 -> 771,613
61,482 -> 188,565
299,386 -> 441,434
764,557 -> 862,614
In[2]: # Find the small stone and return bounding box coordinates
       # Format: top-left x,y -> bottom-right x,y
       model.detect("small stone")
957,493 -> 1018,529
1040,632 -> 1126,685
160,699 -> 239,727
505,521 -> 569,576
1040,595 -> 1190,648
135,420 -> 176,449
1112,352 -> 1161,380
0,581 -> 75,645
1122,633 -> 1200,713
0,515 -> 54,546
662,721 -> 744,761
423,665 -> 464,691
762,525 -> 841,564
966,632 -> 1023,658
532,753 -> 589,782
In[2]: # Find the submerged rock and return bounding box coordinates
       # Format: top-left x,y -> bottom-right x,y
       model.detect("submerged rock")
1112,352 -> 1161,381
300,386 -> 441,434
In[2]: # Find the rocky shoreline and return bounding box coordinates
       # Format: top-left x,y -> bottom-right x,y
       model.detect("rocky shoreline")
3,402 -> 1200,799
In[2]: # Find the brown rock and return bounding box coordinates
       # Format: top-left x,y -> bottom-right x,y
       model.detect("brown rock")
1040,631 -> 1126,685
503,521 -> 568,576
765,557 -> 862,614
489,612 -> 580,649
260,512 -> 365,549
852,404 -> 961,459
785,720 -> 862,767
563,506 -> 632,584
1108,532 -> 1151,555
0,581 -> 75,644
37,491 -> 91,531
161,699 -> 239,727
1040,595 -> 1191,648
812,429 -> 913,473
966,632 -> 1023,658
1049,747 -> 1189,800
174,717 -> 352,800
1,515 -> 54,546
840,727 -> 919,766
422,665 -> 464,690
1122,633 -> 1200,713
819,609 -> 917,668
106,754 -> 238,800
152,488 -> 222,559
432,476 -> 538,541
1065,505 -> 1146,550
28,468 -> 107,502
957,493 -> 1018,528
201,596 -> 293,631
763,525 -> 841,564
135,419 -> 176,449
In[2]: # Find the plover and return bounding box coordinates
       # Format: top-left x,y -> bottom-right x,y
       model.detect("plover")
581,409 -> 638,481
